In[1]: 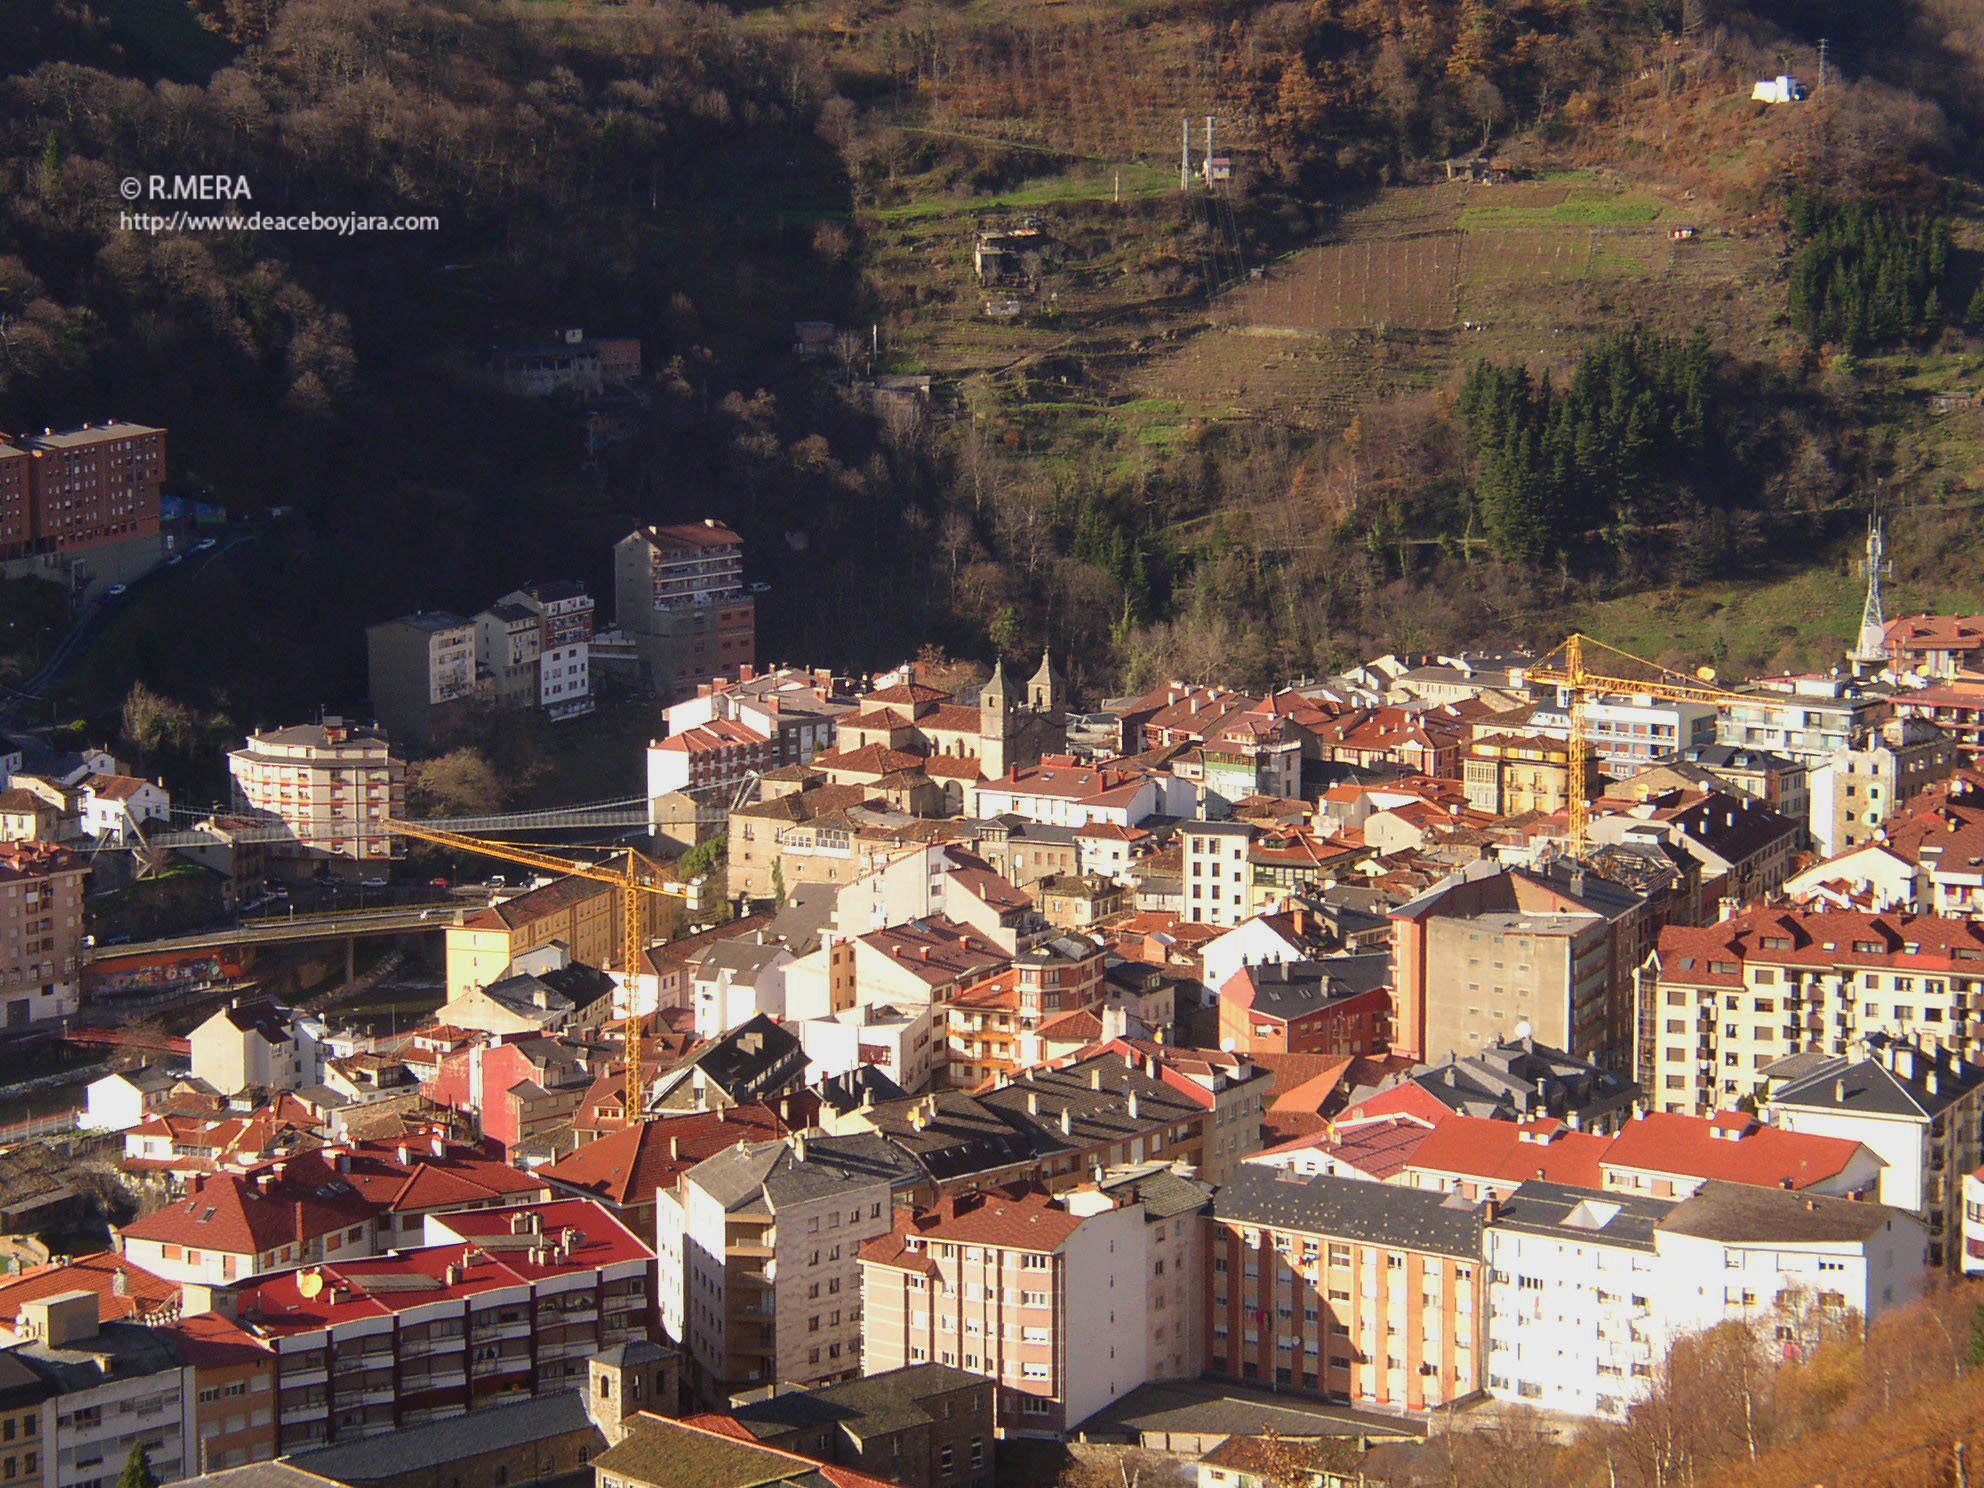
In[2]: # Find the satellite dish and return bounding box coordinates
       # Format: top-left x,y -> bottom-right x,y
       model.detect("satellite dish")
297,1270 -> 324,1299
1696,666 -> 1718,682
1513,1020 -> 1533,1040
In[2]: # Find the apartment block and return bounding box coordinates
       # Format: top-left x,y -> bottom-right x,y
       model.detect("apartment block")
1644,906 -> 1984,1113
1717,674 -> 1894,762
655,1134 -> 899,1402
1766,1040 -> 1984,1269
0,1354 -> 46,1488
365,612 -> 479,749
228,720 -> 405,868
10,1297 -> 190,1488
661,667 -> 861,778
1181,822 -> 1256,929
1461,732 -> 1599,818
1482,1179 -> 1924,1421
0,422 -> 165,560
614,522 -> 755,697
724,1363 -> 995,1488
860,1166 -> 1212,1437
1207,1167 -> 1483,1412
1216,955 -> 1390,1057
474,584 -> 595,723
226,1199 -> 651,1453
1391,862 -> 1649,1069
1529,694 -> 1718,776
1810,716 -> 1957,859
0,844 -> 88,1027
946,934 -> 1105,1088
444,877 -> 670,1001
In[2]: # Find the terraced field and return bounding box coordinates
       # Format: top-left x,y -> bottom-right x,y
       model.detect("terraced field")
1132,174 -> 1786,431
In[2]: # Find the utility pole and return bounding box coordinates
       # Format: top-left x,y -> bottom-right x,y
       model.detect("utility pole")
1204,114 -> 1214,178
1179,115 -> 1189,192
1114,169 -> 1120,203
1818,37 -> 1828,90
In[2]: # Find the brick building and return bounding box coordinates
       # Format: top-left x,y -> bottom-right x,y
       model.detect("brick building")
1207,1166 -> 1483,1411
0,421 -> 164,559
0,843 -> 88,1026
614,522 -> 755,697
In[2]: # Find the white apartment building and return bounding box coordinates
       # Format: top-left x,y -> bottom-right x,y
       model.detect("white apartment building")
1484,1179 -> 1926,1421
13,1296 -> 193,1488
1530,694 -> 1719,776
657,1133 -> 897,1403
227,720 -> 405,866
1181,821 -> 1255,929
1766,1041 -> 1984,1270
1963,1167 -> 1984,1275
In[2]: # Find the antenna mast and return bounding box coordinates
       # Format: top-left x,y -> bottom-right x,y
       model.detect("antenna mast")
1849,513 -> 1891,674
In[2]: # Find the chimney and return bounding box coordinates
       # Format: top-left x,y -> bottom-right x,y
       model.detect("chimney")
397,1143 -> 412,1165
1482,1196 -> 1501,1224
669,1136 -> 681,1161
1090,1068 -> 1102,1091
1059,1109 -> 1072,1136
1026,1092 -> 1040,1115
430,1133 -> 446,1158
1127,1092 -> 1139,1120
793,1131 -> 808,1162
1835,1079 -> 1846,1102
335,1151 -> 351,1173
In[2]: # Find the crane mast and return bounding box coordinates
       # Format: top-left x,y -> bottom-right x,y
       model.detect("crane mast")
1525,633 -> 1738,862
386,820 -> 686,1125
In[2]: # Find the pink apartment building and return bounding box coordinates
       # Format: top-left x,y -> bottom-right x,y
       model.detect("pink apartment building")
858,1164 -> 1210,1438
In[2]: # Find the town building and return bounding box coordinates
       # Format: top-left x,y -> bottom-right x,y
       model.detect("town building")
538,1103 -> 790,1238
364,613 -> 479,749
10,1297 -> 190,1488
228,720 -> 406,869
473,585 -> 597,724
224,1198 -> 651,1453
1642,906 -> 1984,1113
592,1411 -> 911,1488
1461,732 -> 1599,818
613,522 -> 755,697
859,1165 -> 1211,1437
1717,674 -> 1894,763
1353,1036 -> 1638,1131
1661,744 -> 1811,828
1206,1166 -> 1483,1412
1528,693 -> 1719,776
1481,1178 -> 1925,1421
1765,1040 -> 1984,1269
656,1133 -> 902,1401
189,999 -> 320,1097
1216,957 -> 1390,1058
0,843 -> 88,1026
655,669 -> 862,795
721,1362 -> 995,1488
0,1354 -> 47,1488
1964,1166 -> 1984,1275
444,879 -> 669,1001
1389,861 -> 1649,1070
945,934 -> 1104,1088
1881,614 -> 1984,678
1810,716 -> 1958,859
433,961 -> 618,1039
0,422 -> 165,560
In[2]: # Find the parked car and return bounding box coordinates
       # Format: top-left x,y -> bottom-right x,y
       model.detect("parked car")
747,581 -> 772,595
428,876 -> 450,888
192,538 -> 218,552
486,875 -> 508,888
361,876 -> 388,887
104,584 -> 127,599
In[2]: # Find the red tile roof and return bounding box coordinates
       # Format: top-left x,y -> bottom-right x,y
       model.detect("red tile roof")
0,1251 -> 179,1331
860,1184 -> 1087,1264
1601,1111 -> 1868,1190
540,1102 -> 788,1206
233,1199 -> 651,1335
1404,1115 -> 1610,1189
120,1164 -> 378,1254
1252,1113 -> 1437,1179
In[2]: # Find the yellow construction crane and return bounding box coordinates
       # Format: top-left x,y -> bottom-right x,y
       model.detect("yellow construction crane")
387,821 -> 691,1125
1526,634 -> 1739,861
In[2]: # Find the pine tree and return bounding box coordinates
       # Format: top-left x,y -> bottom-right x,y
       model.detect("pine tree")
118,1445 -> 160,1488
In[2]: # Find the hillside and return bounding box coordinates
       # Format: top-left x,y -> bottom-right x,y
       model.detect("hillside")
2,0 -> 1984,750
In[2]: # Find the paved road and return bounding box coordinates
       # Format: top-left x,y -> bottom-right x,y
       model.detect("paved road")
0,527 -> 259,726
85,903 -> 466,962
